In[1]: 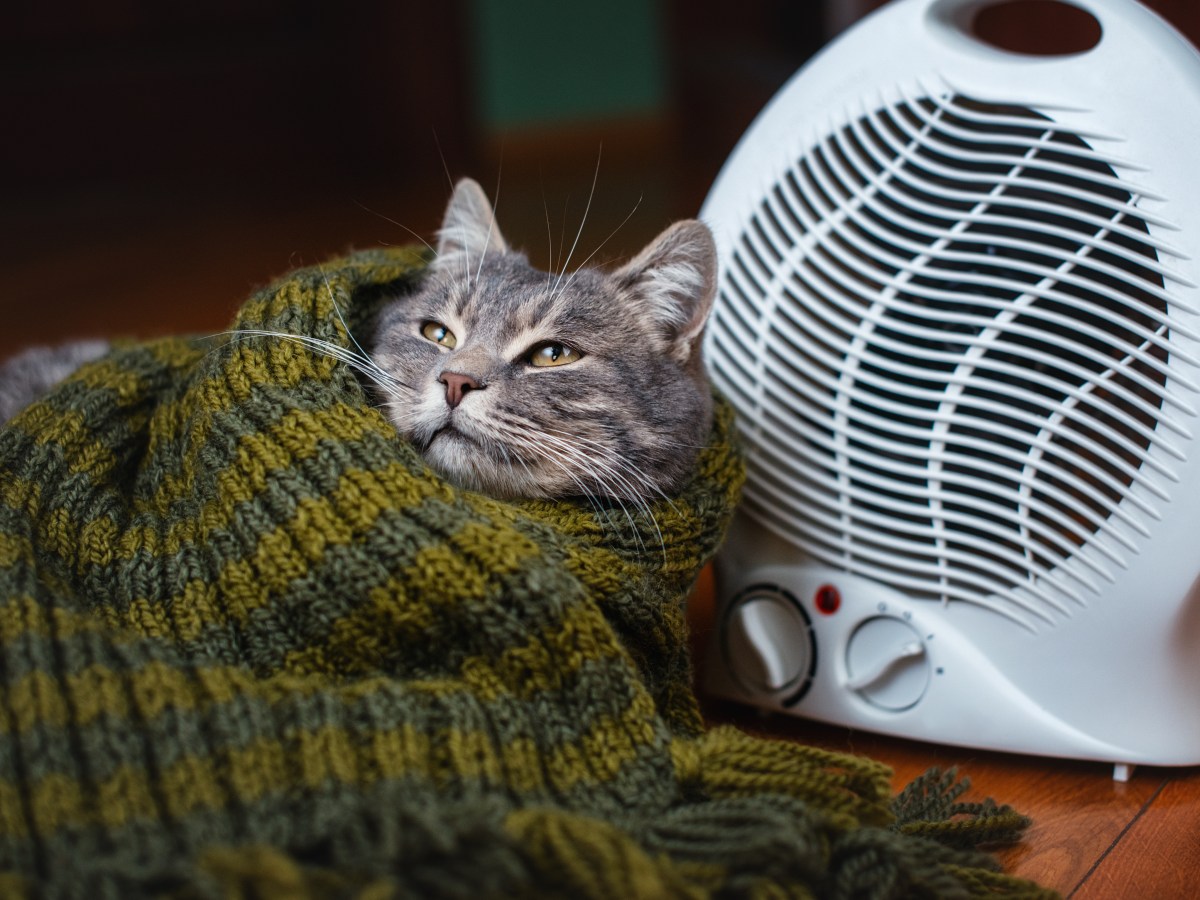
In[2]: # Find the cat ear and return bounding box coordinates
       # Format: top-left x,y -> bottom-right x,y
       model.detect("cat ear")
615,219 -> 717,365
435,178 -> 508,272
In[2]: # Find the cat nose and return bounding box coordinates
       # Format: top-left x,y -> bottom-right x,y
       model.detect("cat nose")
439,371 -> 483,408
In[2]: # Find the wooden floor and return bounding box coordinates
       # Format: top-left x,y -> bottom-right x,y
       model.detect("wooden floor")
4,167 -> 1199,899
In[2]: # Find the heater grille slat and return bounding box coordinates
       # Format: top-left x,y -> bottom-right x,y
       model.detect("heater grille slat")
722,297 -> 1163,528
738,411 -> 1121,593
853,103 -> 1191,268
706,90 -> 1195,624
714,316 -> 1154,553
769,148 -> 1194,423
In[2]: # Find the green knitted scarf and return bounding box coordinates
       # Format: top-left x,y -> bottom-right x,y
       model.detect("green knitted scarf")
0,248 -> 1053,898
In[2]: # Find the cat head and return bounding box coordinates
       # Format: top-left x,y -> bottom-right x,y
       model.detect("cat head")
371,177 -> 717,501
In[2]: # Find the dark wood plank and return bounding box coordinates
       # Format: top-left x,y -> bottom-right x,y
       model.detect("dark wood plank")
1073,771 -> 1200,899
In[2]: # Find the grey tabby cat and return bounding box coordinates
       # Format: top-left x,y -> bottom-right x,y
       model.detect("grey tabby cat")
0,339 -> 110,425
0,178 -> 718,506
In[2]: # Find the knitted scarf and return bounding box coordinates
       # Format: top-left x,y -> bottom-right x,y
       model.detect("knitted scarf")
0,247 -> 1053,899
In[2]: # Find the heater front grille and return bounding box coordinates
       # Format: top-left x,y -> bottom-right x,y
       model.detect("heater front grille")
706,89 -> 1197,625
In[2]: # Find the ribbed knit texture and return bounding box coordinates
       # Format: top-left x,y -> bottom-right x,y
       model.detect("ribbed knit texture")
0,247 -> 1055,898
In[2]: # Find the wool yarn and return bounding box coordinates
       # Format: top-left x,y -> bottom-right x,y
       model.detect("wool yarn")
0,247 -> 1054,898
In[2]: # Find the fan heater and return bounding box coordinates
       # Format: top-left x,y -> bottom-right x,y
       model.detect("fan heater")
700,0 -> 1200,779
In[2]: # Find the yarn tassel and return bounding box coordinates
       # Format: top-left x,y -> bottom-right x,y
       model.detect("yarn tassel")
891,768 -> 1037,851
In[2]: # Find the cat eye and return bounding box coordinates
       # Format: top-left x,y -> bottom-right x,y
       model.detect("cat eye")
421,321 -> 457,349
527,341 -> 582,368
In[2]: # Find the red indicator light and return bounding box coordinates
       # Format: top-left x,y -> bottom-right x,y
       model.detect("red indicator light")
815,584 -> 841,615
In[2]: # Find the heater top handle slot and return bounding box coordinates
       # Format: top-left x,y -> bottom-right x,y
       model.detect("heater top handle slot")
920,0 -> 1186,64
952,0 -> 1102,57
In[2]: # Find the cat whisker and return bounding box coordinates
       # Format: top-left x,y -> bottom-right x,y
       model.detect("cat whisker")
478,418 -> 615,522
520,436 -> 651,553
430,134 -> 473,290
556,194 -> 570,283
224,330 -> 373,378
541,437 -> 674,558
490,422 -> 635,516
552,147 -> 602,300
488,438 -> 522,490
351,201 -> 436,256
554,193 -> 643,299
475,171 -> 503,286
542,181 -> 555,295
543,426 -> 679,508
315,264 -> 402,384
434,129 -> 457,195
543,422 -> 705,510
464,423 -> 614,525
497,443 -> 529,497
530,430 -> 665,557
490,413 -> 662,513
224,329 -> 415,406
455,221 -> 473,294
522,444 -> 615,526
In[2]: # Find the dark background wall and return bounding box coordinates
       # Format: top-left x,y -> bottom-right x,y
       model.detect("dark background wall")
3,0 -> 1197,356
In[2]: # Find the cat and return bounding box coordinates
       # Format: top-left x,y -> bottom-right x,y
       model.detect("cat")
0,339 -> 110,425
0,178 -> 718,508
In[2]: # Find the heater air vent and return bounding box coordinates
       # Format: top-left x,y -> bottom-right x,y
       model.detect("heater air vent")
706,89 -> 1197,626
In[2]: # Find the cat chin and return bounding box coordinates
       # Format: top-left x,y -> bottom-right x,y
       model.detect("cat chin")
420,432 -> 544,499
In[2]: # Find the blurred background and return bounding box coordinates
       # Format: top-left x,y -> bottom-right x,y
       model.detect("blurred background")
3,0 -> 1198,357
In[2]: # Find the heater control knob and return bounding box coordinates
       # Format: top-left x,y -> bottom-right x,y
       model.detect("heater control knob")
844,616 -> 930,710
721,587 -> 815,697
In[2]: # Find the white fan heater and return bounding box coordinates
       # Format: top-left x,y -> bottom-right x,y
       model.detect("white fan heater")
700,0 -> 1200,778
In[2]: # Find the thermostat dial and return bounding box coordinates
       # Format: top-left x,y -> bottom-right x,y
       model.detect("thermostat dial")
844,616 -> 930,711
721,586 -> 816,701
